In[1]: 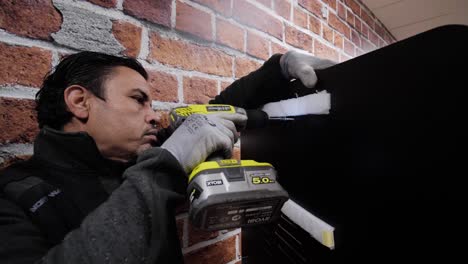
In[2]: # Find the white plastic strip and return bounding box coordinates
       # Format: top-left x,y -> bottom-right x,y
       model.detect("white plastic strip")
281,199 -> 335,249
261,90 -> 330,117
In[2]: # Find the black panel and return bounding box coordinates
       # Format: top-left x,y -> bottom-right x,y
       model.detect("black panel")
241,25 -> 468,263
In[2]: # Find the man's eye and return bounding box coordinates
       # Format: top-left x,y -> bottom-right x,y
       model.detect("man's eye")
131,96 -> 145,105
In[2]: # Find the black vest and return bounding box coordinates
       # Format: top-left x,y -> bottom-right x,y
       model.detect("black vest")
0,127 -> 129,245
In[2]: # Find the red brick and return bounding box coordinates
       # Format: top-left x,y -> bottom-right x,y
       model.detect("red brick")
147,70 -> 178,102
337,2 -> 346,20
361,23 -> 369,38
369,30 -> 379,46
247,32 -> 269,60
232,147 -> 240,160
152,111 -> 169,130
383,32 -> 394,44
344,0 -> 360,16
183,76 -> 218,104
378,38 -> 385,48
150,33 -> 232,77
257,0 -> 272,7
123,0 -> 172,28
233,0 -> 282,39
309,15 -> 321,35
328,12 -> 350,39
87,0 -> 116,8
0,0 -> 61,40
340,53 -> 352,62
314,39 -> 338,62
285,26 -> 312,51
221,81 -> 232,92
322,23 -> 334,44
361,10 -> 375,30
238,233 -> 242,256
274,0 -> 291,20
298,0 -> 322,17
0,43 -> 52,87
176,1 -> 212,41
324,0 -> 336,10
271,42 -> 289,55
184,236 -> 237,264
333,32 -> 343,49
343,38 -> 355,56
356,48 -> 364,56
112,21 -> 142,58
386,34 -> 395,45
216,18 -> 244,52
187,222 -> 219,246
294,7 -> 308,29
176,218 -> 185,247
235,57 -> 262,78
0,98 -> 38,144
154,111 -> 169,129
346,9 -> 355,28
361,38 -> 375,52
193,0 -> 231,17
351,30 -> 361,48
375,23 -> 385,38
355,18 -> 362,35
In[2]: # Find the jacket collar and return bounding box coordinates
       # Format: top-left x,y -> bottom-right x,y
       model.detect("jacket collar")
34,126 -> 131,177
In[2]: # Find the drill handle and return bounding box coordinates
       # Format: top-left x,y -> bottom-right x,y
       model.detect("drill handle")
206,151 -> 225,162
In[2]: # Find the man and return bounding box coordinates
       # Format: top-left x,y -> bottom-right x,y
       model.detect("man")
0,50 -> 329,263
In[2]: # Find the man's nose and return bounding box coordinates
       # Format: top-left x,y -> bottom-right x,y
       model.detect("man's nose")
146,109 -> 161,128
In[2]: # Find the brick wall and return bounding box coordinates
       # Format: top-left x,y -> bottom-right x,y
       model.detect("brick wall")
0,0 -> 395,263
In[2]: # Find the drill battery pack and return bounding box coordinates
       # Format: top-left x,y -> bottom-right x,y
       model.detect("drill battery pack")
187,159 -> 289,231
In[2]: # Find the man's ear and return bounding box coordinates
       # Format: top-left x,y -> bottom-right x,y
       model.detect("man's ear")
63,85 -> 92,119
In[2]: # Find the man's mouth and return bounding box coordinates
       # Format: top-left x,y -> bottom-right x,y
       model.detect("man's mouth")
143,130 -> 159,143
143,129 -> 161,147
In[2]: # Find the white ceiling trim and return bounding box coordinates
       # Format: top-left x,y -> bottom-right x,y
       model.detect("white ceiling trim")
360,0 -> 468,40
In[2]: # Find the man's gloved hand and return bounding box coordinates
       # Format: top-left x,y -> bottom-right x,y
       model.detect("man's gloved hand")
161,113 -> 246,173
280,50 -> 337,88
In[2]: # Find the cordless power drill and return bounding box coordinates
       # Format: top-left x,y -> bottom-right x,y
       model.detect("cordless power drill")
169,104 -> 289,231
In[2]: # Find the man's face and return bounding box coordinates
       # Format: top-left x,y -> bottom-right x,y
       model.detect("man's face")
86,66 -> 159,162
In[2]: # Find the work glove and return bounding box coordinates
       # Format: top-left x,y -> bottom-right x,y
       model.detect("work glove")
280,50 -> 337,88
161,113 -> 246,173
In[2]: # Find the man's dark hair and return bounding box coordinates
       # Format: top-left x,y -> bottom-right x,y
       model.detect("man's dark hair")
36,51 -> 148,129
